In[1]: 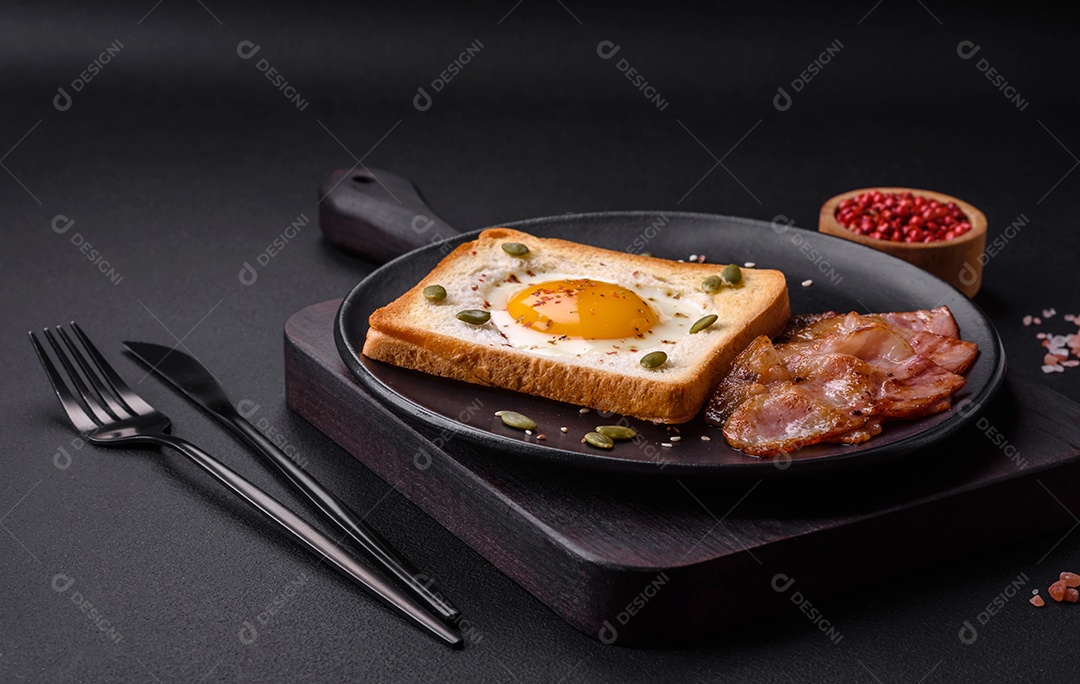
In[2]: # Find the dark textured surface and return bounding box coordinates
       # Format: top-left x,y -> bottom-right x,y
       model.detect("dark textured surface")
3,1 -> 1080,682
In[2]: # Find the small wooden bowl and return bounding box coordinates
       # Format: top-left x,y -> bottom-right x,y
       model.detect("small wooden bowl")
819,187 -> 987,297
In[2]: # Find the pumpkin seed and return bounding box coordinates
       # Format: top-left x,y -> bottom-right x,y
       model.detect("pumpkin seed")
689,314 -> 718,334
500,411 -> 537,430
423,284 -> 447,302
639,351 -> 668,369
722,263 -> 742,285
456,309 -> 491,325
501,242 -> 529,257
583,431 -> 615,449
701,275 -> 723,294
595,425 -> 637,440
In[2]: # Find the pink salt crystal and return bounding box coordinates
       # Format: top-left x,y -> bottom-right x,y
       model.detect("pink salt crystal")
1044,308 -> 1057,318
1037,332 -> 1047,339
1034,317 -> 1043,325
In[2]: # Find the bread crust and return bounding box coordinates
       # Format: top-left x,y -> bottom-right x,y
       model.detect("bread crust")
362,228 -> 791,424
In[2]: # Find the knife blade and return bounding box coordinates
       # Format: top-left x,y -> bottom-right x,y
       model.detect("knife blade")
123,341 -> 460,623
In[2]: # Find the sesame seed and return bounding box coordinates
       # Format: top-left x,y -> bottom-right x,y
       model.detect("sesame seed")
801,279 -> 813,287
525,429 -> 533,435
661,442 -> 673,448
536,434 -> 546,440
494,410 -> 507,417
560,427 -> 569,433
579,408 -> 590,414
744,261 -> 755,268
689,254 -> 698,262
700,435 -> 711,441
670,436 -> 682,442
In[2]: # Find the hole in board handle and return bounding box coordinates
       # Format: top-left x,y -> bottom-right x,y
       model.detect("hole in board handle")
352,175 -> 374,184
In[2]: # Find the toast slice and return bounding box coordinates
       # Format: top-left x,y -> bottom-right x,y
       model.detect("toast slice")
362,228 -> 790,423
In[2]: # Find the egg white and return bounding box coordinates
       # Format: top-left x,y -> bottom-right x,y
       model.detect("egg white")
483,271 -> 707,358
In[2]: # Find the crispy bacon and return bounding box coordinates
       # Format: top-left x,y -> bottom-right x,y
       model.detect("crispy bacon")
706,307 -> 976,456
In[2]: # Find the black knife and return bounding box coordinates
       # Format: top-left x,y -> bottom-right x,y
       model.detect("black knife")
124,341 -> 460,623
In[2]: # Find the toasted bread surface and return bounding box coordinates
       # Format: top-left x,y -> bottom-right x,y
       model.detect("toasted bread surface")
363,228 -> 790,423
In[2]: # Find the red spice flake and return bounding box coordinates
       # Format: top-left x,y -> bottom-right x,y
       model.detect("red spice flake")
1030,594 -> 1045,607
1049,580 -> 1067,602
835,190 -> 972,243
507,274 -> 520,283
1067,588 -> 1080,603
1061,572 -> 1080,587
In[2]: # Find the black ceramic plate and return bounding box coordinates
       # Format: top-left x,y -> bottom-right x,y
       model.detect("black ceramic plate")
335,211 -> 1005,476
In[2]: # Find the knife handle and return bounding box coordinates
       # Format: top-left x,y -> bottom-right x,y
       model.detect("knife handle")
228,415 -> 462,622
318,168 -> 462,264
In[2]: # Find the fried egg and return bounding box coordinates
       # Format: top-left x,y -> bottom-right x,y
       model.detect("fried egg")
484,271 -> 707,358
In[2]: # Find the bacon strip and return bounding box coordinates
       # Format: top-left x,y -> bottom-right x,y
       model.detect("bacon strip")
706,307 -> 975,456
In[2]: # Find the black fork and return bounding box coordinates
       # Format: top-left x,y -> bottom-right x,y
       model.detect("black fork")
29,323 -> 462,648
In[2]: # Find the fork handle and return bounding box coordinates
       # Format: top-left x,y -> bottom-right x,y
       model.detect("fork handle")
154,434 -> 463,648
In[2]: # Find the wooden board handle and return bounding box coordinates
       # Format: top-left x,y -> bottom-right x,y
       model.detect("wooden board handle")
318,168 -> 462,263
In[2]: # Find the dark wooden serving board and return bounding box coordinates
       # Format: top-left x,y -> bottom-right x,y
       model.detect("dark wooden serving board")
285,299 -> 1080,647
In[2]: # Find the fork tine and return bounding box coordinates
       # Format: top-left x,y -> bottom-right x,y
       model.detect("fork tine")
57,326 -> 130,420
43,328 -> 115,425
70,322 -> 156,416
29,331 -> 100,434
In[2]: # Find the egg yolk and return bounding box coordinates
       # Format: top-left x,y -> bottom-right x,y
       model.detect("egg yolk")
506,279 -> 658,339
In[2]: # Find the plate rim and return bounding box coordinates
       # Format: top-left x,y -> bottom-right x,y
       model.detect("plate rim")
335,210 -> 1007,477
